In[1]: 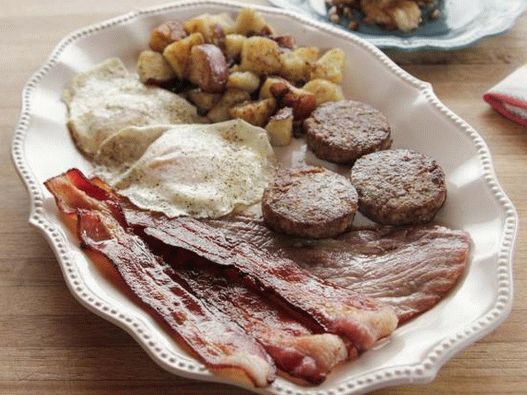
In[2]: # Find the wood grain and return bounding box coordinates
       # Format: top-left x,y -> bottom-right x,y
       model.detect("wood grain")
1,1 -> 526,393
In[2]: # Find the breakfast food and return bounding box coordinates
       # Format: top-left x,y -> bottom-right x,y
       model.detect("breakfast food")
136,8 -> 347,134
62,58 -> 200,157
351,149 -> 447,225
205,216 -> 470,323
262,167 -> 358,239
327,0 -> 441,32
304,100 -> 392,164
50,7 -> 469,389
45,170 -> 276,387
94,120 -> 276,219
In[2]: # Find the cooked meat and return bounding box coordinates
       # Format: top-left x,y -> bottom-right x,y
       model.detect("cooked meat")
44,170 -> 276,387
351,149 -> 447,225
204,216 -> 470,324
262,166 -> 358,239
304,100 -> 392,164
143,216 -> 398,351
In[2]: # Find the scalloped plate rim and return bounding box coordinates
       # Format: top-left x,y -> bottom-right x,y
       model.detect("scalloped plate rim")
10,1 -> 518,394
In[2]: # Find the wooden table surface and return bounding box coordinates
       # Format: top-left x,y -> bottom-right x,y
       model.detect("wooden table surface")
1,1 -> 526,393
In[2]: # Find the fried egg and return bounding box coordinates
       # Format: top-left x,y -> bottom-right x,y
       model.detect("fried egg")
94,120 -> 276,218
63,58 -> 200,157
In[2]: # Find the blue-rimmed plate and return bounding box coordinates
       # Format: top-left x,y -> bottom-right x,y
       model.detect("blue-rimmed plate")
268,0 -> 527,50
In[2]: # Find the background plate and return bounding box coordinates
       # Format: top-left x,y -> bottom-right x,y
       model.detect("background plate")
11,1 -> 518,394
269,0 -> 527,50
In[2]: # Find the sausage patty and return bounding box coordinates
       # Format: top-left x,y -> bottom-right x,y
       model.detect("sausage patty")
262,166 -> 358,239
303,100 -> 392,164
351,149 -> 447,225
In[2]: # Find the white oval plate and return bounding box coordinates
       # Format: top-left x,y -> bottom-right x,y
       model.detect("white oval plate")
11,1 -> 518,394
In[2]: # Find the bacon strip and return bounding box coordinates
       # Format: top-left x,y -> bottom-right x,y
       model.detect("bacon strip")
167,250 -> 349,383
45,170 -> 276,387
142,217 -> 398,351
66,170 -> 349,383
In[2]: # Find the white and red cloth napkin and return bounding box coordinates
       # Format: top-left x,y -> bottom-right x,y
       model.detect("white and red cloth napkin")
484,63 -> 527,127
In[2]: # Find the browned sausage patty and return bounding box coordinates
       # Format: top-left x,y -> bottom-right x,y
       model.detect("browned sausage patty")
262,166 -> 358,239
351,149 -> 447,225
304,100 -> 392,164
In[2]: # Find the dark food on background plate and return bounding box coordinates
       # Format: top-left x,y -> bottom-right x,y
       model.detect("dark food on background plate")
351,149 -> 447,225
304,99 -> 392,164
327,0 -> 441,32
262,166 -> 358,238
52,6 -> 469,388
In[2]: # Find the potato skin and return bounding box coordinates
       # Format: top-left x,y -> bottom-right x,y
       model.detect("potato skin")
137,50 -> 176,85
270,81 -> 317,121
240,36 -> 282,75
265,107 -> 293,146
188,44 -> 228,93
149,21 -> 187,53
163,32 -> 205,79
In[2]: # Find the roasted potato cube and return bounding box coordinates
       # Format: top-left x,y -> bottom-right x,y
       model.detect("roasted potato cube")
183,13 -> 234,42
310,48 -> 346,83
187,89 -> 222,112
241,37 -> 282,75
229,98 -> 277,127
279,46 -> 320,83
233,8 -> 274,36
188,44 -> 228,93
227,71 -> 260,93
149,21 -> 187,53
225,34 -> 246,60
229,64 -> 243,73
163,32 -> 205,79
270,82 -> 316,121
265,107 -> 293,146
303,79 -> 344,105
207,89 -> 251,122
137,50 -> 176,85
259,76 -> 289,99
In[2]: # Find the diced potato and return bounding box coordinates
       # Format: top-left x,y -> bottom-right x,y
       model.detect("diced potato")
259,76 -> 289,99
229,98 -> 277,127
225,34 -> 246,60
241,37 -> 282,75
188,44 -> 228,93
233,8 -> 273,36
227,71 -> 260,93
137,50 -> 176,85
270,81 -> 316,120
183,13 -> 234,42
207,89 -> 251,122
265,107 -> 293,146
188,89 -> 222,112
303,79 -> 344,105
229,64 -> 243,73
163,32 -> 205,79
310,48 -> 346,83
279,47 -> 320,83
149,21 -> 187,53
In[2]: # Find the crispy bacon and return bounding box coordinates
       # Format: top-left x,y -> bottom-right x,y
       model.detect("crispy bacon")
44,171 -> 276,387
142,218 -> 398,351
168,251 -> 349,383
